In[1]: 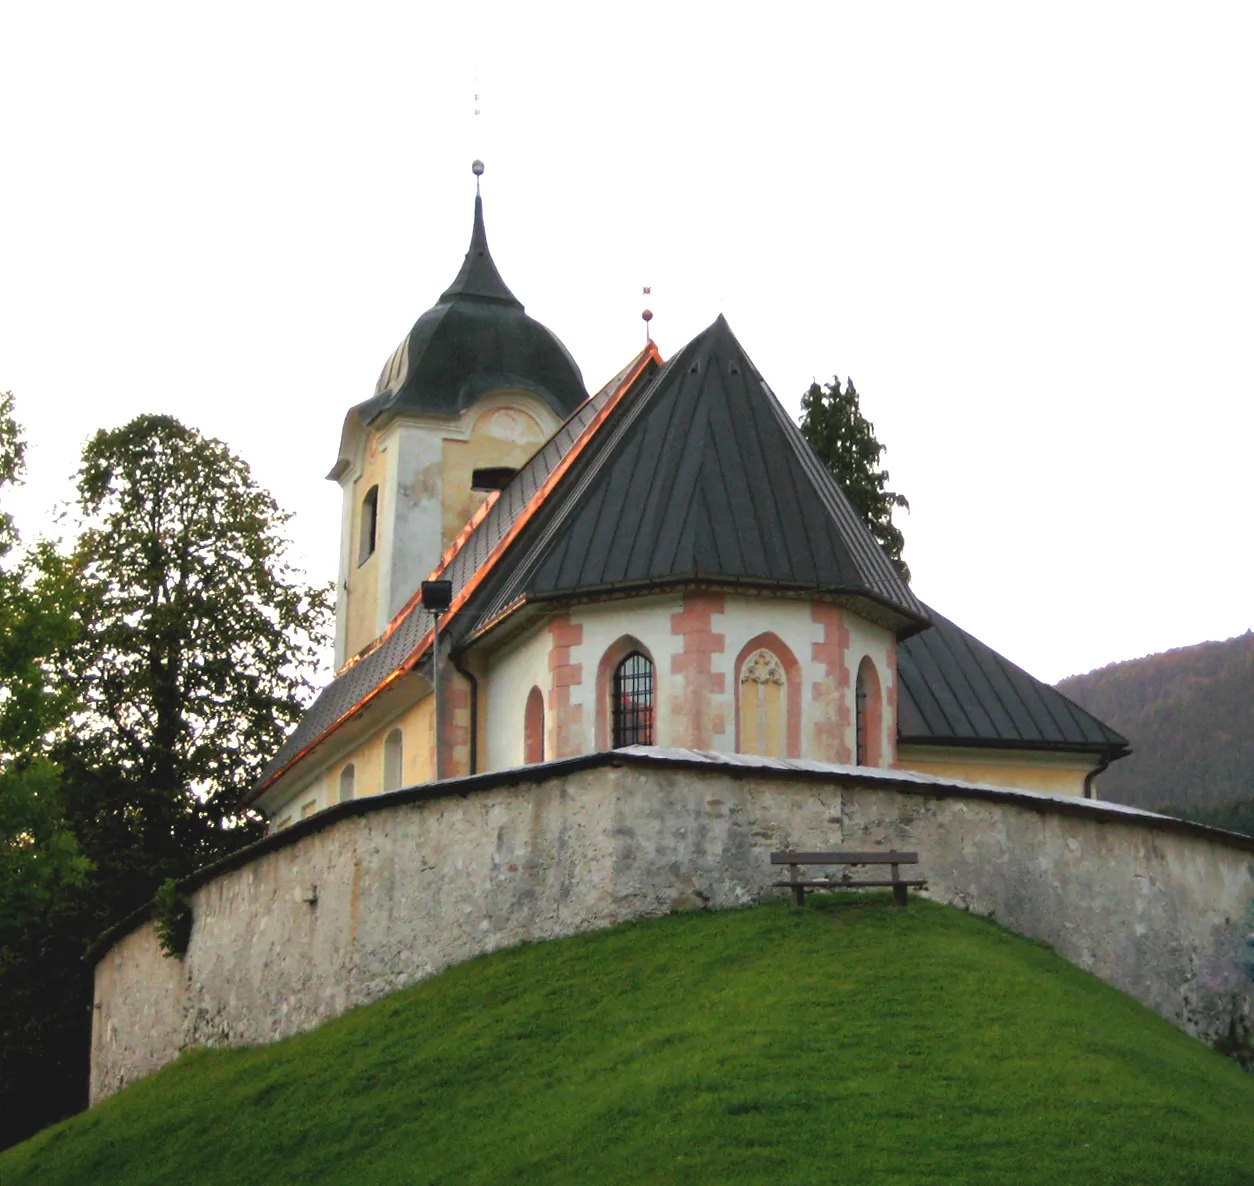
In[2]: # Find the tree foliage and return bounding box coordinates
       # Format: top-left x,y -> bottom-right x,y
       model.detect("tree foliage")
0,409 -> 331,1150
799,376 -> 910,581
0,392 -> 87,945
63,414 -> 332,868
0,393 -> 89,1150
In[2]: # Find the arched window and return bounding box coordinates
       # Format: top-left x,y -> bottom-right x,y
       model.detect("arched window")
734,633 -> 801,759
524,686 -> 545,764
383,728 -> 403,791
855,657 -> 883,767
358,485 -> 378,565
338,764 -> 356,802
612,652 -> 654,747
739,648 -> 786,757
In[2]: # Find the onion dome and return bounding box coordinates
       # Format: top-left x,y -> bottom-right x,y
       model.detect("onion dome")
354,191 -> 588,425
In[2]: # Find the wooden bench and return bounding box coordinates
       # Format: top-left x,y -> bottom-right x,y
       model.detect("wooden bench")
771,851 -> 927,907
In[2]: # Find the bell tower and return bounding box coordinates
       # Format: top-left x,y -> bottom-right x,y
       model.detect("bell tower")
328,167 -> 588,667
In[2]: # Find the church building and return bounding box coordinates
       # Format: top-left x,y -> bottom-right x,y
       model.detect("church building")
248,175 -> 1128,827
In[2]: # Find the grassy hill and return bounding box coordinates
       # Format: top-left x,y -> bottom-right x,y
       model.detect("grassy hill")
4,897 -> 1254,1185
1057,630 -> 1254,814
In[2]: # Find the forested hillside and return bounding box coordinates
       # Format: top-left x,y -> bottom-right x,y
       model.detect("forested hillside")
1057,631 -> 1254,818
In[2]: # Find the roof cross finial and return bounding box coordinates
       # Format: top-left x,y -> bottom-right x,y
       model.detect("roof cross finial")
642,286 -> 653,344
472,158 -> 484,196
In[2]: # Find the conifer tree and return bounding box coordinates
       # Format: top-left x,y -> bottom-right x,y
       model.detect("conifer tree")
799,376 -> 911,581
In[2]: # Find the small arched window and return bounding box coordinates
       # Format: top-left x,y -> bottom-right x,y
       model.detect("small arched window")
339,763 -> 356,802
739,649 -> 786,757
358,485 -> 379,565
612,652 -> 654,747
855,657 -> 883,767
524,686 -> 545,764
383,728 -> 403,791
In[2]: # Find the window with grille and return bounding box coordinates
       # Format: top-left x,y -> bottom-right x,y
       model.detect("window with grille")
612,651 -> 654,747
855,657 -> 882,767
855,671 -> 868,765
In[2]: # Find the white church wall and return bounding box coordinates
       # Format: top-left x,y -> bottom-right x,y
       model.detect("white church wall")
479,593 -> 898,765
567,595 -> 686,752
844,611 -> 898,767
484,626 -> 553,770
89,756 -> 1254,1105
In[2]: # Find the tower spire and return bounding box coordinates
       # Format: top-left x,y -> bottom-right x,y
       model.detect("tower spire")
439,162 -> 520,307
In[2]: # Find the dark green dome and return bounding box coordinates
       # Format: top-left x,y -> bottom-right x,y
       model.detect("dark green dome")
354,196 -> 588,425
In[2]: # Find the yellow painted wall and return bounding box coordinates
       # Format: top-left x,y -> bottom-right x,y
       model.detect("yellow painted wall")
897,746 -> 1095,796
346,696 -> 436,801
441,402 -> 547,550
344,432 -> 390,659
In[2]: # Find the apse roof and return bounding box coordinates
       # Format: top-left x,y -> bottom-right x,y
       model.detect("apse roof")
467,315 -> 928,633
347,194 -> 587,429
897,607 -> 1130,756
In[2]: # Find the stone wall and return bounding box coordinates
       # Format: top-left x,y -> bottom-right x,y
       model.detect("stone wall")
90,753 -> 1254,1104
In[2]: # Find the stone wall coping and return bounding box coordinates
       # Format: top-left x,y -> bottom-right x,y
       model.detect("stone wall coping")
86,746 -> 1254,966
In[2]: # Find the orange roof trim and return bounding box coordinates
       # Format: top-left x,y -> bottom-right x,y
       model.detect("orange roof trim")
256,340 -> 663,797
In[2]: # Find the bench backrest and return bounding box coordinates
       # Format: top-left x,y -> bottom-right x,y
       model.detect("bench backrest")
770,851 -> 918,865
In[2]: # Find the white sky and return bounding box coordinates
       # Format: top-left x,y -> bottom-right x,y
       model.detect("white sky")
2,2 -> 1250,684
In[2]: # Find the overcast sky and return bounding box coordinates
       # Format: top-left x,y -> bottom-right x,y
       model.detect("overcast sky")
2,2 -> 1250,684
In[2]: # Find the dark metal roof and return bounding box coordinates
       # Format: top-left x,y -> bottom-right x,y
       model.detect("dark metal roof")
253,348 -> 660,798
468,315 -> 927,632
897,606 -> 1130,756
350,194 -> 587,426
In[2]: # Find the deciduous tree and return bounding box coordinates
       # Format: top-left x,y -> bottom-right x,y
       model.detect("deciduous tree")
1,412 -> 332,1150
63,414 -> 332,869
0,392 -> 88,1151
0,391 -> 86,945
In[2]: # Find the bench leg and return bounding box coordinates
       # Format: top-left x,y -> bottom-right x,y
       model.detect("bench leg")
893,883 -> 908,908
792,884 -> 806,907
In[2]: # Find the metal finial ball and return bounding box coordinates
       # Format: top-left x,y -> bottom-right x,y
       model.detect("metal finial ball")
472,160 -> 485,176
642,309 -> 653,322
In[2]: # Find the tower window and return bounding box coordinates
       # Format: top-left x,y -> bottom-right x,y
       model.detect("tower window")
358,485 -> 379,566
339,764 -> 356,802
612,652 -> 654,747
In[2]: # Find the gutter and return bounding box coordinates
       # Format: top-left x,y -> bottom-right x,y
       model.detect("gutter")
451,652 -> 479,775
1084,753 -> 1113,800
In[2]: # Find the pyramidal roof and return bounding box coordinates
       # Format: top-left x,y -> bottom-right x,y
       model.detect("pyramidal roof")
466,315 -> 927,634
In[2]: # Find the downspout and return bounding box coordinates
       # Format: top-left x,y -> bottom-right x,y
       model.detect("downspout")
451,652 -> 479,776
1083,754 -> 1112,801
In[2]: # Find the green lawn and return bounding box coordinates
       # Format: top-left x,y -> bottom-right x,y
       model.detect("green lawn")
5,897 -> 1254,1184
